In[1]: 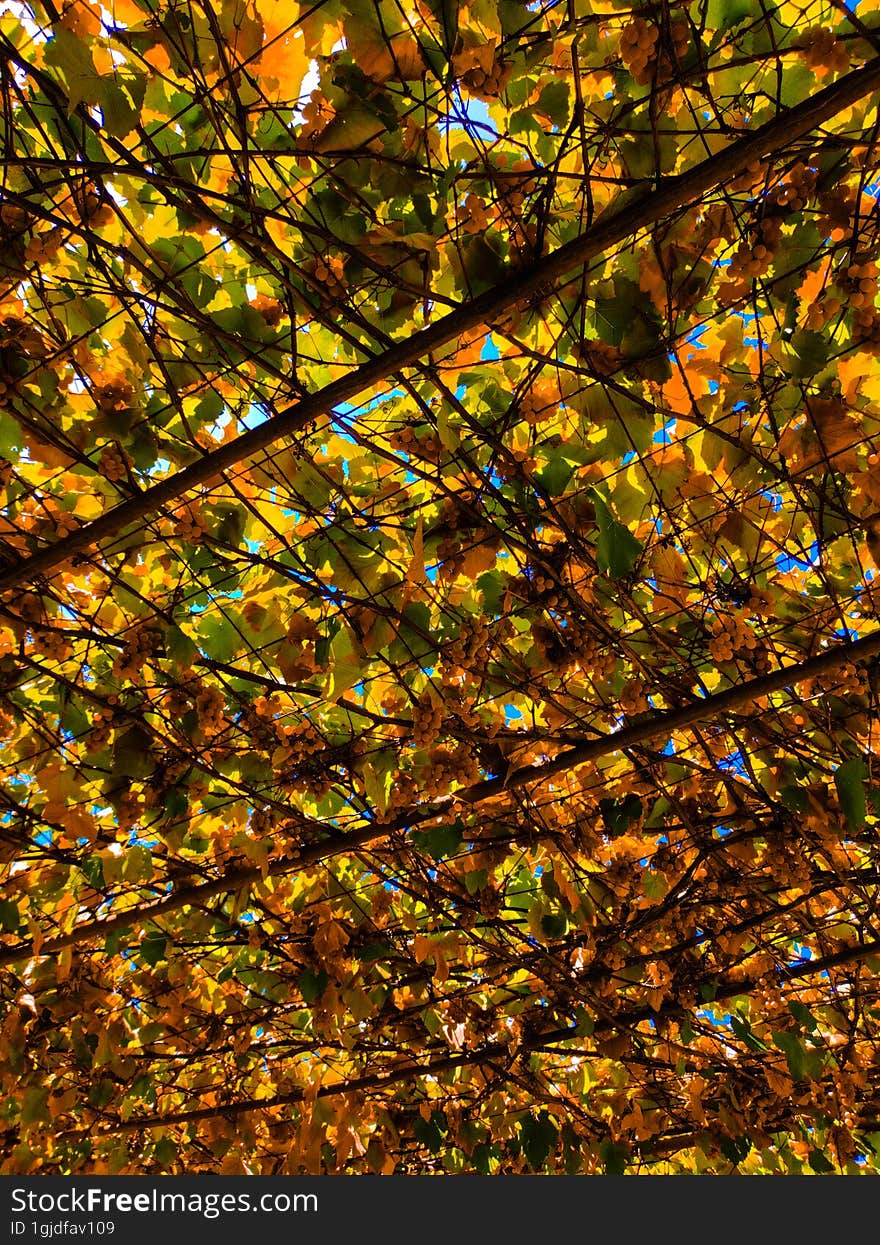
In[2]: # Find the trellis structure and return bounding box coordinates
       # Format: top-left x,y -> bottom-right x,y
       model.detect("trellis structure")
2,0 -> 880,1174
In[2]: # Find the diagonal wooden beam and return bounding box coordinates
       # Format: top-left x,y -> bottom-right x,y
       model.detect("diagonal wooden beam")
1,56 -> 879,594
2,623 -> 879,969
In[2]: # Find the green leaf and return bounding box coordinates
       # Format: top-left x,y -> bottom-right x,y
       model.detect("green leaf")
362,748 -> 395,815
422,1006 -> 442,1036
772,1030 -> 806,1080
140,931 -> 168,966
464,868 -> 488,894
574,1006 -> 595,1036
129,426 -> 159,471
536,80 -> 569,125
720,1134 -> 751,1165
808,1148 -> 835,1174
298,967 -> 329,1003
414,1110 -> 447,1154
325,624 -> 365,699
411,819 -> 463,860
642,870 -> 667,900
519,1110 -> 558,1170
389,601 -> 433,663
540,912 -> 568,938
0,899 -> 20,932
105,927 -> 133,957
591,491 -> 642,578
706,0 -> 751,27
195,613 -> 240,664
112,722 -> 156,776
354,940 -> 392,963
195,391 -> 225,425
835,758 -> 868,830
787,1000 -> 818,1032
534,452 -> 574,497
43,28 -> 100,112
211,504 -> 246,547
618,133 -> 678,180
477,570 -> 505,613
781,329 -> 829,378
0,412 -> 23,458
456,235 -> 507,294
79,856 -> 105,890
779,783 -> 808,813
167,626 -> 197,666
122,845 -> 153,883
88,1079 -> 115,1109
21,1087 -> 49,1125
112,725 -> 155,780
599,1139 -> 629,1174
96,80 -> 141,138
730,1014 -> 766,1052
59,693 -> 89,737
593,276 -> 663,359
645,796 -> 670,828
779,63 -> 813,110
599,793 -> 643,836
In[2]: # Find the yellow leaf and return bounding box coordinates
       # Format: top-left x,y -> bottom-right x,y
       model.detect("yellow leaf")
254,6 -> 312,96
